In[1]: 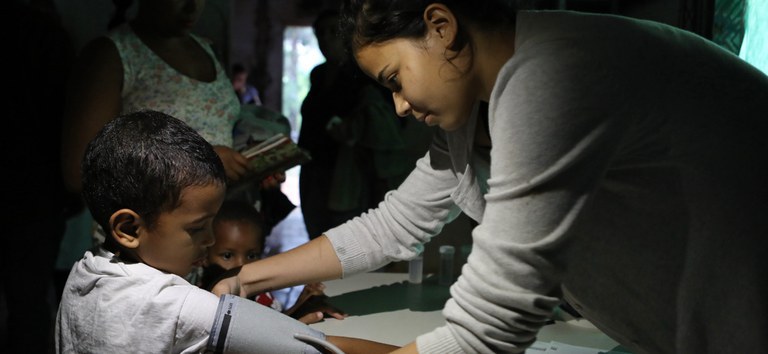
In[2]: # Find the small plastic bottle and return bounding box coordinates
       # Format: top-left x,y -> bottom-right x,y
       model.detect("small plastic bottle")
408,255 -> 423,284
439,245 -> 455,286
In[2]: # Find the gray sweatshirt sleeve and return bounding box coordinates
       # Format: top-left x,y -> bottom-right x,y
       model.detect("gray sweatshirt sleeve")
418,37 -> 632,352
324,131 -> 463,277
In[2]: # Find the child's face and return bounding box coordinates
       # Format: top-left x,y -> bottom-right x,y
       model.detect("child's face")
135,183 -> 225,277
207,219 -> 264,270
231,72 -> 247,91
355,35 -> 477,132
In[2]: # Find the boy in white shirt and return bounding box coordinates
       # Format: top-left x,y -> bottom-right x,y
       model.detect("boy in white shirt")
55,110 -> 396,354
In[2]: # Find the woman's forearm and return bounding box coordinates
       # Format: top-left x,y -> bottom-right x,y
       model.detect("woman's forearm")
239,235 -> 343,297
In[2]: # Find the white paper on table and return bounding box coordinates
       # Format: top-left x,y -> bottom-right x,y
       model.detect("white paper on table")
526,340 -> 623,354
525,341 -> 551,353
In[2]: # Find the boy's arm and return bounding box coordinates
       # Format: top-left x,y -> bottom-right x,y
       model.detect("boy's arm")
289,294 -> 348,324
283,283 -> 325,316
324,336 -> 399,354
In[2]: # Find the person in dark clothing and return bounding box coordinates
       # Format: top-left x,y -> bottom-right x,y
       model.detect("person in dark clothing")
298,9 -> 370,238
3,2 -> 75,353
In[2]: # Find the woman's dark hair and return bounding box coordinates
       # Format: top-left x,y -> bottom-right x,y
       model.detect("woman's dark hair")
312,8 -> 340,33
108,0 -> 134,30
339,0 -> 518,53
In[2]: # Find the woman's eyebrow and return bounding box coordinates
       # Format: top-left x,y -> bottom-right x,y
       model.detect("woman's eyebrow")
376,64 -> 391,84
189,213 -> 215,225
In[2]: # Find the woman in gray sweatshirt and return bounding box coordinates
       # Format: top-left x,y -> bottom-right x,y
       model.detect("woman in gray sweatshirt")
214,1 -> 768,353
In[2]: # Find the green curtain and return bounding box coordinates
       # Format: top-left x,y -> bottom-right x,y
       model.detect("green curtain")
739,0 -> 768,74
712,0 -> 746,54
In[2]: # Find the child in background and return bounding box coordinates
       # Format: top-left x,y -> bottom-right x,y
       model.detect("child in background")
202,200 -> 346,324
231,63 -> 262,105
55,110 -> 397,353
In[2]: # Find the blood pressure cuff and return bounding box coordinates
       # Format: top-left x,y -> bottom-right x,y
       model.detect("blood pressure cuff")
207,294 -> 343,354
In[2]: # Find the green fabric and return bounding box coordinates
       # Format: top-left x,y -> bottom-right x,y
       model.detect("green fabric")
325,275 -> 451,316
327,144 -> 365,212
713,0 -> 746,54
56,209 -> 95,270
739,0 -> 768,74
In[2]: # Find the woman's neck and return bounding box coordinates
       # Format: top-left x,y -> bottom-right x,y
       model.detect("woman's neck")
130,16 -> 189,46
471,28 -> 516,102
474,103 -> 492,148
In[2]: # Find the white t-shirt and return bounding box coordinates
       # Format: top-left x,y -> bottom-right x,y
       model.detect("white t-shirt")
57,247 -> 328,354
56,247 -> 218,353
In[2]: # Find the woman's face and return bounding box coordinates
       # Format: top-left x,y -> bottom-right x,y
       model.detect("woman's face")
354,34 -> 477,131
140,0 -> 205,37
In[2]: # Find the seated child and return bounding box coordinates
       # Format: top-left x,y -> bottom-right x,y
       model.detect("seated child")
55,110 -> 398,354
201,199 -> 346,324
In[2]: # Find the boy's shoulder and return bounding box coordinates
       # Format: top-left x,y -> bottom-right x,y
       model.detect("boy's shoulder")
65,246 -> 217,304
58,247 -> 220,353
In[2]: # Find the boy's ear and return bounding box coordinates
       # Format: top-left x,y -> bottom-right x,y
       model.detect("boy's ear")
423,3 -> 459,49
109,209 -> 142,249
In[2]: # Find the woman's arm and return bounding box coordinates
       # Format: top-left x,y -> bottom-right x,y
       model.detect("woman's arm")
322,132 -> 463,277
212,235 -> 343,298
214,132 -> 462,298
61,37 -> 123,193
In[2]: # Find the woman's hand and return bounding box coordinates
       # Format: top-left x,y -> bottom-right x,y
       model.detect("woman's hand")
325,115 -> 350,144
260,170 -> 286,190
211,274 -> 243,298
213,145 -> 249,182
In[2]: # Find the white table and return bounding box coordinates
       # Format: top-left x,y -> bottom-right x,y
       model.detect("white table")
310,273 -> 625,353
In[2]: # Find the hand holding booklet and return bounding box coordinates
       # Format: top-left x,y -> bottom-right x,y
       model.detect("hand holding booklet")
229,133 -> 311,191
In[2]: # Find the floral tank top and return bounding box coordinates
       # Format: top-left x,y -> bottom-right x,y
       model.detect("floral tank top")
108,25 -> 240,147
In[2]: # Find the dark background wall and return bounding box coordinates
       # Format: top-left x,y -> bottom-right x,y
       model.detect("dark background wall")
48,0 -> 712,112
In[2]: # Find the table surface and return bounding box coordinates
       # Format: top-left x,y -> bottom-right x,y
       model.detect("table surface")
310,272 -> 624,352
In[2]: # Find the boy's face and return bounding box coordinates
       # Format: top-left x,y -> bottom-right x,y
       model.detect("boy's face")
207,219 -> 264,270
135,183 -> 225,277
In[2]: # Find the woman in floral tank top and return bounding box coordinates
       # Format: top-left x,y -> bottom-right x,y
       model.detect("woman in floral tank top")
62,0 -> 246,192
